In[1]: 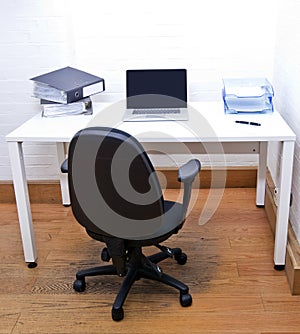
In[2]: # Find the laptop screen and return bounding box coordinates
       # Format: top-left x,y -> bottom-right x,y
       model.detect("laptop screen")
126,69 -> 187,109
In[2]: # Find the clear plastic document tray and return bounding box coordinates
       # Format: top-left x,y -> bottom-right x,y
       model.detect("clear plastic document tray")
222,78 -> 274,114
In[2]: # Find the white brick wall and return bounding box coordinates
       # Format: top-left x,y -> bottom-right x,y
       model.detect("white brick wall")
0,0 -> 300,242
4,0 -> 300,242
0,0 -> 72,180
0,0 -> 279,181
269,0 -> 300,243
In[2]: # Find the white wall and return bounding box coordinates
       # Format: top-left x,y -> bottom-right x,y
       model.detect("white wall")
5,0 -> 300,242
269,0 -> 300,243
0,0 -> 72,179
4,0 -> 300,242
0,0 -> 279,180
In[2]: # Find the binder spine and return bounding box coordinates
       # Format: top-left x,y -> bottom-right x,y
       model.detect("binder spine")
67,88 -> 84,104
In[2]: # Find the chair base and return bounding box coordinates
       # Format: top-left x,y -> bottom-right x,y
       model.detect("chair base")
73,246 -> 192,321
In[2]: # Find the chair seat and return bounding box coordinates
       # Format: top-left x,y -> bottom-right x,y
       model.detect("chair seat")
139,201 -> 184,241
87,201 -> 184,247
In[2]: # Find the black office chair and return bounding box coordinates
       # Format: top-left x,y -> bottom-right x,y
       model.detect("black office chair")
61,126 -> 201,321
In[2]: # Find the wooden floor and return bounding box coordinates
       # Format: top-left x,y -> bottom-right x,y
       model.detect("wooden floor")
1,188 -> 300,334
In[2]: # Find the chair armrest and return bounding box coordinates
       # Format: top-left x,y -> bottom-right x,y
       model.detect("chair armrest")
61,159 -> 68,173
177,159 -> 201,221
178,159 -> 201,183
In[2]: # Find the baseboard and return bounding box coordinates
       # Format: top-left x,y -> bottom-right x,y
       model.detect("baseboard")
286,232 -> 300,294
0,167 -> 257,204
156,166 -> 257,189
0,180 -> 63,204
265,170 -> 300,295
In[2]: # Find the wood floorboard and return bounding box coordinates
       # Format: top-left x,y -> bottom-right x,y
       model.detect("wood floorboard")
1,188 -> 300,333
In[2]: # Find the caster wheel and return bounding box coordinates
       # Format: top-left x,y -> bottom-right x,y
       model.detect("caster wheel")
180,293 -> 192,307
73,279 -> 86,292
101,247 -> 111,262
112,307 -> 124,321
175,252 -> 187,265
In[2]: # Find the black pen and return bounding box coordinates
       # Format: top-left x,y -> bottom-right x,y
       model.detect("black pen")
235,120 -> 249,125
235,120 -> 261,126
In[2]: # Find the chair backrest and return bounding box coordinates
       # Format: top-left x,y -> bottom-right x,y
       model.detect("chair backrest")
68,127 -> 164,240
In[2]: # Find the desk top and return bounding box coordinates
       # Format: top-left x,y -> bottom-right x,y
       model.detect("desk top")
6,101 -> 296,143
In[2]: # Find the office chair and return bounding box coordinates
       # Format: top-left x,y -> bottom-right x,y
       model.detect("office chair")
61,126 -> 201,321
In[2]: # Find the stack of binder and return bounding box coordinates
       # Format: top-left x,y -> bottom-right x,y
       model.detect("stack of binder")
31,67 -> 105,117
222,78 -> 274,114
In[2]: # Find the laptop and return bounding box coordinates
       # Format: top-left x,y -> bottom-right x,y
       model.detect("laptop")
123,69 -> 188,122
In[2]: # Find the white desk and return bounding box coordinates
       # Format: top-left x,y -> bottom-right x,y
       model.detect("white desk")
6,101 -> 296,269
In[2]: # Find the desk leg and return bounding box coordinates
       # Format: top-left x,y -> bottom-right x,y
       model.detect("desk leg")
256,142 -> 268,207
274,140 -> 295,269
56,142 -> 70,206
8,142 -> 37,265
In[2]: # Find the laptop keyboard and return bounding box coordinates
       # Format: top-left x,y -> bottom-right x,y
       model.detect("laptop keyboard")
132,108 -> 180,115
